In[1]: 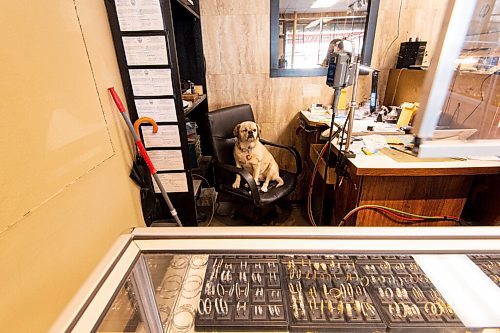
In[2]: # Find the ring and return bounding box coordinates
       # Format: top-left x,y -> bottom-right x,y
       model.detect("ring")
354,300 -> 361,315
204,298 -> 211,314
197,298 -> 205,315
217,283 -> 225,297
327,299 -> 334,315
347,283 -> 354,299
385,288 -> 394,300
346,303 -> 352,319
340,284 -> 347,299
399,302 -> 407,318
337,300 -> 344,316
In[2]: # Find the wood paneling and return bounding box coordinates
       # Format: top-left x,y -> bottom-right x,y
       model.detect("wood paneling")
383,69 -> 426,106
355,176 -> 472,227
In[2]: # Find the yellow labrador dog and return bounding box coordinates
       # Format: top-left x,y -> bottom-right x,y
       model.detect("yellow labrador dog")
232,121 -> 284,192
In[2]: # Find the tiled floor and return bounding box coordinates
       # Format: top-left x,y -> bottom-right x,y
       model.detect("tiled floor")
198,201 -> 310,227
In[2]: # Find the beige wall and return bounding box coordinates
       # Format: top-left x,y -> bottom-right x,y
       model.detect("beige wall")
200,0 -> 448,198
0,1 -> 144,332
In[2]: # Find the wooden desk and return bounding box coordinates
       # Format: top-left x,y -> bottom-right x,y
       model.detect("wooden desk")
299,111 -> 404,136
310,143 -> 500,227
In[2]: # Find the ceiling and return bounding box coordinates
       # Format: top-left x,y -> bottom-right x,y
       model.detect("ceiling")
279,0 -> 368,14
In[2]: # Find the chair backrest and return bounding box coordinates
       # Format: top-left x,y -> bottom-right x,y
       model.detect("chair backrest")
207,104 -> 255,165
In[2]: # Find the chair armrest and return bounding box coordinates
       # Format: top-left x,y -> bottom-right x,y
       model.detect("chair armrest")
260,139 -> 302,175
214,162 -> 261,204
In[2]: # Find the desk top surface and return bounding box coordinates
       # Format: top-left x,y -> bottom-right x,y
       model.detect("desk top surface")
310,142 -> 500,176
300,111 -> 404,136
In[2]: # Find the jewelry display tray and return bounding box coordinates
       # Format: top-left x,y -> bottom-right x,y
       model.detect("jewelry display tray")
468,254 -> 500,287
195,255 -> 289,331
195,254 -> 478,333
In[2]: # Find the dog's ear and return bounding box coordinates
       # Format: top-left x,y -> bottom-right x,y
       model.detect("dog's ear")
257,124 -> 262,138
233,124 -> 241,138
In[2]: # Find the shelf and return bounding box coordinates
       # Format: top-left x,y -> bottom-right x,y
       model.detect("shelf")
183,94 -> 206,116
175,0 -> 200,19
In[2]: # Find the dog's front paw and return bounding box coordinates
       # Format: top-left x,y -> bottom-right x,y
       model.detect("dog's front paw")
254,178 -> 260,185
260,186 -> 268,193
232,181 -> 240,189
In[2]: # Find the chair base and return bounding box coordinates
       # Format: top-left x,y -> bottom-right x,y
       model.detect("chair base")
232,202 -> 280,225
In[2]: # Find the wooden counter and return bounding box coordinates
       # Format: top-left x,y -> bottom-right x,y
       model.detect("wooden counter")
310,144 -> 500,227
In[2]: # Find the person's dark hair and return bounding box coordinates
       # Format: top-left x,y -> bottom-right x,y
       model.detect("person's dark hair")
321,39 -> 344,67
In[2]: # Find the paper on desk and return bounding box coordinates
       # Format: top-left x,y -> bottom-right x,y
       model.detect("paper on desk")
362,135 -> 389,151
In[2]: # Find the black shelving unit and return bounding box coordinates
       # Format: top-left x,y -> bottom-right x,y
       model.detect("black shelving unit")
104,0 -> 211,226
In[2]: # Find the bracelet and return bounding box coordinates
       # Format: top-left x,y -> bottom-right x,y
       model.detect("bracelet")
190,255 -> 208,268
171,256 -> 189,270
181,275 -> 203,298
159,275 -> 182,299
172,304 -> 195,333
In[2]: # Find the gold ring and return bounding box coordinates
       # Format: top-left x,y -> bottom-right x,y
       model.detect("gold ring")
385,287 -> 394,300
361,276 -> 370,287
346,303 -> 352,319
337,300 -> 344,316
347,283 -> 354,298
435,302 -> 444,316
330,288 -> 342,299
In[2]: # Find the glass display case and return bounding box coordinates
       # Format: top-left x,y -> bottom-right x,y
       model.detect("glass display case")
50,227 -> 500,333
414,0 -> 500,157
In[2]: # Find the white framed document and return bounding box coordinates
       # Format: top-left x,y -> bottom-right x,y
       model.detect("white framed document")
153,172 -> 188,193
141,125 -> 181,148
115,0 -> 164,31
122,36 -> 168,66
135,99 -> 177,122
129,69 -> 173,96
147,150 -> 184,171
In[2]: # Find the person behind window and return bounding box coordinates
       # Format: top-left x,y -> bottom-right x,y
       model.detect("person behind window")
321,38 -> 344,67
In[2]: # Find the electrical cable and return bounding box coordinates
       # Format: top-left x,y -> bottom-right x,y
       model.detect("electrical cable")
390,68 -> 407,106
460,70 -> 498,125
206,192 -> 218,227
192,174 -> 210,188
192,174 -> 217,226
338,204 -> 465,226
307,142 -> 330,226
382,0 -> 404,67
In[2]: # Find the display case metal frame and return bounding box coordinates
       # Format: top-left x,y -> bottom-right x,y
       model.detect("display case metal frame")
51,227 -> 500,332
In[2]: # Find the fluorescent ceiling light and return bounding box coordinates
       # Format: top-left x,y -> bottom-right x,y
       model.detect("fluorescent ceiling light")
311,0 -> 338,9
305,19 -> 321,29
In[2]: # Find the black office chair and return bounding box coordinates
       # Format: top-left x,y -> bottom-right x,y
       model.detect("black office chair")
207,104 -> 302,224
